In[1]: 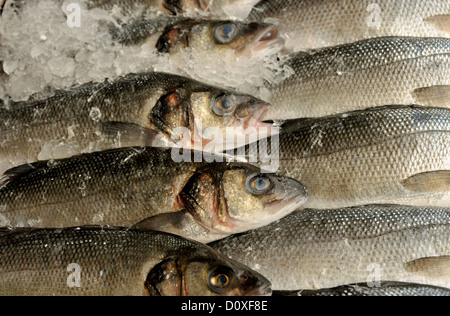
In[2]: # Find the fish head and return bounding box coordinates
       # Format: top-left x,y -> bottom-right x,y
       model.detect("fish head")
146,248 -> 271,296
179,164 -> 308,234
156,20 -> 285,59
148,87 -> 273,150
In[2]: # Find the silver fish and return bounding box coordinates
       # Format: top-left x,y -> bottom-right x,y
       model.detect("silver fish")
0,147 -> 307,243
262,37 -> 450,120
274,282 -> 450,296
112,18 -> 285,59
248,0 -> 450,51
210,205 -> 450,291
0,73 -> 272,175
0,226 -> 272,296
263,106 -> 450,209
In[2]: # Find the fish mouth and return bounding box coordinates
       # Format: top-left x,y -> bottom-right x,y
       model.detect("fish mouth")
192,103 -> 274,152
235,269 -> 272,297
241,103 -> 274,130
263,179 -> 308,221
246,25 -> 286,58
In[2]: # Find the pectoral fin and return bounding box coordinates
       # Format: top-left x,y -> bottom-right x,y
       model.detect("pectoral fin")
424,15 -> 450,34
405,256 -> 450,280
132,211 -> 229,243
0,161 -> 50,189
401,171 -> 450,193
101,122 -> 159,147
413,86 -> 450,108
132,211 -> 192,231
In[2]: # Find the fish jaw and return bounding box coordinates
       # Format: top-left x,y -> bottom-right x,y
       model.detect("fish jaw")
255,178 -> 309,229
215,173 -> 308,235
224,259 -> 273,296
182,103 -> 275,152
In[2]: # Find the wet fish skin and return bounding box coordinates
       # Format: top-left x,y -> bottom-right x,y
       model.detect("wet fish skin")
262,37 -> 450,120
0,226 -> 271,296
0,147 -> 307,242
248,0 -> 450,51
274,282 -> 450,297
0,72 -> 271,174
266,106 -> 450,209
210,205 -> 450,291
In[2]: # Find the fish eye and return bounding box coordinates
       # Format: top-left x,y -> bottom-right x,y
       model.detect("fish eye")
247,175 -> 273,195
214,23 -> 238,44
212,95 -> 237,116
208,267 -> 233,293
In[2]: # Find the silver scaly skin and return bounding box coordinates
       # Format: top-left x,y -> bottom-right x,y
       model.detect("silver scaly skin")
248,0 -> 450,51
0,147 -> 307,243
262,37 -> 450,120
210,205 -> 450,291
274,282 -> 450,296
268,106 -> 450,209
0,226 -> 272,296
0,72 -> 271,175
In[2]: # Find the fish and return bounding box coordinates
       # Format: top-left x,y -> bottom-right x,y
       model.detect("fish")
262,37 -> 450,120
0,72 -> 273,175
0,226 -> 272,296
274,282 -> 450,297
0,147 -> 308,243
87,0 -> 260,20
210,205 -> 450,291
247,0 -> 450,51
259,106 -> 450,209
112,18 -> 285,59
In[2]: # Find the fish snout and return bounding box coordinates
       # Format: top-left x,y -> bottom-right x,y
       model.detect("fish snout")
267,177 -> 309,215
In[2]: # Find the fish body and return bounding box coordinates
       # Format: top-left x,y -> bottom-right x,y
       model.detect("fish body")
0,147 -> 307,242
0,72 -> 271,174
248,0 -> 450,51
210,205 -> 450,291
274,282 -> 450,296
262,37 -> 450,120
112,18 -> 284,60
264,106 -> 450,209
0,226 -> 271,296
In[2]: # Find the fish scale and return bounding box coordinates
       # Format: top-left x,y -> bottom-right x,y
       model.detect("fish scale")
0,146 -> 307,243
0,72 -> 270,175
248,0 -> 450,51
267,106 -> 450,209
0,227 -> 271,296
263,37 -> 450,120
210,205 -> 450,291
